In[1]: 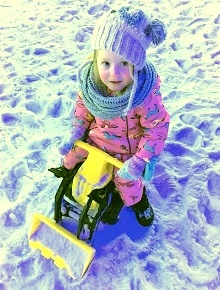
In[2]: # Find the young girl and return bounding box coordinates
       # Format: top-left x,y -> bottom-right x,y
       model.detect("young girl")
56,7 -> 170,227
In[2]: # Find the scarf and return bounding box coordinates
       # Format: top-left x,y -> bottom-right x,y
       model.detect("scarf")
78,60 -> 157,120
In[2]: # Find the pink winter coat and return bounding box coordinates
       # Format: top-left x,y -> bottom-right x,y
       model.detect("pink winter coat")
73,76 -> 170,162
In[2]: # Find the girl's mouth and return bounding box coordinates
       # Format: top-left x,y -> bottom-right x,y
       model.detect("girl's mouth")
110,81 -> 122,84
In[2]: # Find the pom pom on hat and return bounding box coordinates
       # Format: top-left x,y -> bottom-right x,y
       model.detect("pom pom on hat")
144,19 -> 167,45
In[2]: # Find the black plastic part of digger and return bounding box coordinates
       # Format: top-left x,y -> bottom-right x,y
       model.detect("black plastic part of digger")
77,181 -> 115,243
49,164 -> 115,244
48,163 -> 83,223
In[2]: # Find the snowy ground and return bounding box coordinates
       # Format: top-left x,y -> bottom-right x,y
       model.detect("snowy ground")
0,0 -> 220,289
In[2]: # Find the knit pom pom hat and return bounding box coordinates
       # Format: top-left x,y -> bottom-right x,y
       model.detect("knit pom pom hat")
91,6 -> 167,70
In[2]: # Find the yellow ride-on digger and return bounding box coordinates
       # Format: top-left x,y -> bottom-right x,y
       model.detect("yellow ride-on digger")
29,140 -> 123,280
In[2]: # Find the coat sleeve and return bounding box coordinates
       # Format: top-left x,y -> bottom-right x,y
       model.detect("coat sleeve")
135,76 -> 170,161
72,92 -> 95,131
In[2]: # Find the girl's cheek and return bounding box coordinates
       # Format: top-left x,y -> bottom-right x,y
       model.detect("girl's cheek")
99,71 -> 107,81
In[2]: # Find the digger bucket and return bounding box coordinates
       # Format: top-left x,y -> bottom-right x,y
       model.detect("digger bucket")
29,214 -> 95,280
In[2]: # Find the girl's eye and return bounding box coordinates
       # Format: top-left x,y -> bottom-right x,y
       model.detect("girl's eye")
121,61 -> 128,66
102,61 -> 110,67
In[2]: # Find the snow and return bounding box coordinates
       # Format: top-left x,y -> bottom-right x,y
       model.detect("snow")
0,0 -> 220,289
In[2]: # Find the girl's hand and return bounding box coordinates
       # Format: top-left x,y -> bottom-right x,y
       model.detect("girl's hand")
59,141 -> 74,155
117,155 -> 146,181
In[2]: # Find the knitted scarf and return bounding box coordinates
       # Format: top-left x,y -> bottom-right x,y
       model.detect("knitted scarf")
78,60 -> 157,120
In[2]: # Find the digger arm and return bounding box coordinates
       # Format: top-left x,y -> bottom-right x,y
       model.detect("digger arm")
74,140 -> 123,170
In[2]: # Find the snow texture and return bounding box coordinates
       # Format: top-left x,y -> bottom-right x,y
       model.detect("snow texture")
0,0 -> 220,289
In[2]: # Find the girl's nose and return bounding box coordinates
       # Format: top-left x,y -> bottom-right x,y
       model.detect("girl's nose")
110,65 -> 120,77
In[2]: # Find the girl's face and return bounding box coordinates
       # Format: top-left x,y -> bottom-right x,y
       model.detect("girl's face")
96,50 -> 133,94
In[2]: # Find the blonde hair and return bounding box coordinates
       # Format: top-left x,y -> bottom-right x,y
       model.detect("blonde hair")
93,50 -> 105,94
92,50 -> 134,96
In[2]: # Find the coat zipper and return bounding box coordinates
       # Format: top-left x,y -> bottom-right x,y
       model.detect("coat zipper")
125,116 -> 131,154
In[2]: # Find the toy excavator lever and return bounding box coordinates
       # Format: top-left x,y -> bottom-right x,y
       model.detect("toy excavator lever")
72,140 -> 123,208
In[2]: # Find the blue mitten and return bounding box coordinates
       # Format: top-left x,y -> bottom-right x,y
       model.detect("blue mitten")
143,156 -> 159,181
117,155 -> 146,181
59,126 -> 85,155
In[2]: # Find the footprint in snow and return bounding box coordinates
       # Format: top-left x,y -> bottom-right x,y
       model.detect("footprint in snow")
25,100 -> 43,114
1,113 -> 20,126
1,204 -> 26,227
33,48 -> 50,55
208,151 -> 220,163
174,126 -> 205,147
26,150 -> 47,173
74,29 -> 90,43
207,170 -> 220,196
28,137 -> 51,150
88,4 -> 109,16
164,142 -> 190,157
3,62 -> 15,72
18,257 -> 36,277
47,98 -> 64,118
153,171 -> 180,199
0,84 -> 5,94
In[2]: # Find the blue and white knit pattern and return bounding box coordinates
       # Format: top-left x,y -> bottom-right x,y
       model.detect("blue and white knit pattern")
91,7 -> 167,70
78,59 -> 157,120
